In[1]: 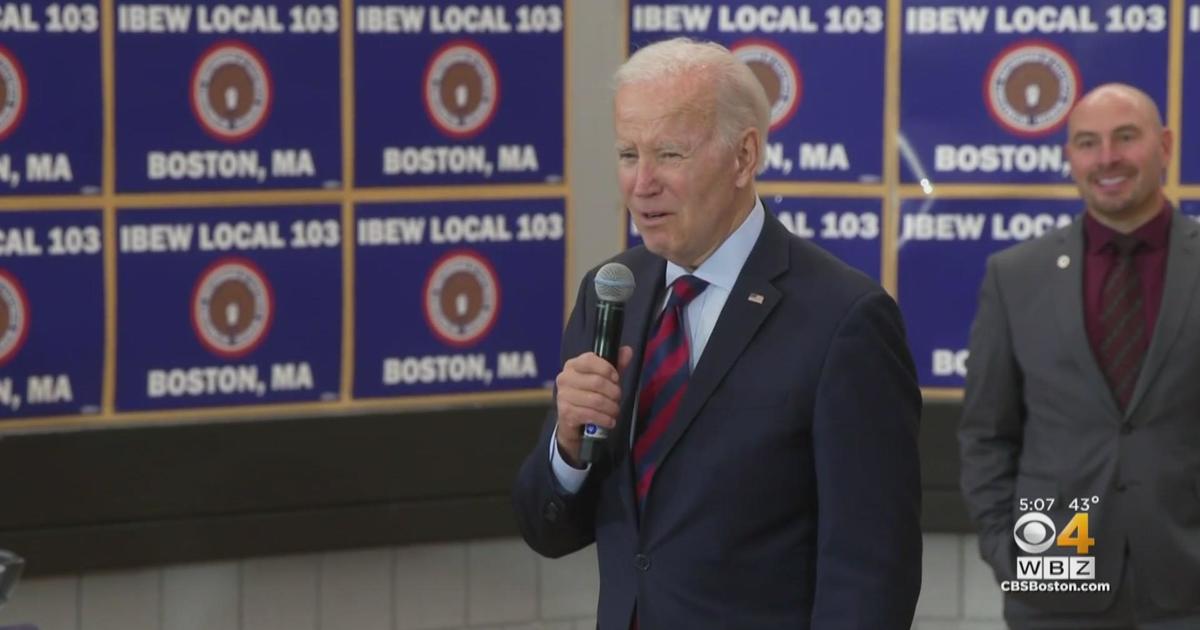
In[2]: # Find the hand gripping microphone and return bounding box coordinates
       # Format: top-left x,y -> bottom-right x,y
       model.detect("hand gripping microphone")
579,262 -> 635,464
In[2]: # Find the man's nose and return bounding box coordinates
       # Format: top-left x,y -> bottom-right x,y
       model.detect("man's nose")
633,159 -> 659,195
1098,142 -> 1120,167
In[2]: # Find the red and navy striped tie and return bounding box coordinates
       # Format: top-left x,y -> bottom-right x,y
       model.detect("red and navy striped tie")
632,275 -> 708,511
1098,235 -> 1146,410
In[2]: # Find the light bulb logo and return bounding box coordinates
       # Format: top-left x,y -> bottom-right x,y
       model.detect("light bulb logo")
984,40 -> 1079,138
424,40 -> 500,139
191,41 -> 273,142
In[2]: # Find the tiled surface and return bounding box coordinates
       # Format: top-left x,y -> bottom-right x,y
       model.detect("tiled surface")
162,562 -> 239,630
961,535 -> 1005,620
467,540 -> 538,626
0,574 -> 80,630
80,569 -> 159,630
394,542 -> 467,630
0,534 -> 1006,630
241,555 -> 318,630
539,546 -> 598,620
916,534 -> 964,619
915,620 -> 1007,630
318,548 -> 392,630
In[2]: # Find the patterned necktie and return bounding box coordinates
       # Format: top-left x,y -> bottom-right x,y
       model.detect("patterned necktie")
632,275 -> 708,511
1097,235 -> 1146,410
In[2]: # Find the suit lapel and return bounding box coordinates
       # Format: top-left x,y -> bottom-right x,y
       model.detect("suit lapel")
1052,219 -> 1122,420
1125,211 -> 1200,418
648,214 -> 788,482
617,253 -> 666,524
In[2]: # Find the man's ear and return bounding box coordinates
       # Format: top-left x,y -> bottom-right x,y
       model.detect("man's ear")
734,128 -> 760,187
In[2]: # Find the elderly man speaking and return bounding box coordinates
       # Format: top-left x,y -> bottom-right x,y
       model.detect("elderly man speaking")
514,37 -> 923,629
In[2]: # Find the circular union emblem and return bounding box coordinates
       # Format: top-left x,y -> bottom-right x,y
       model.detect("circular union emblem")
423,40 -> 500,139
190,40 -> 273,142
0,269 -> 30,367
191,257 -> 274,358
732,40 -> 802,132
423,250 -> 500,347
984,40 -> 1080,138
0,45 -> 28,141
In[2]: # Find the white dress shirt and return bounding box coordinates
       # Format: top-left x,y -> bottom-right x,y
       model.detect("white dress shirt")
550,198 -> 766,493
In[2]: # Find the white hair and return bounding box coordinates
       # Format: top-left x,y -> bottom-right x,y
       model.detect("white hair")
614,37 -> 770,159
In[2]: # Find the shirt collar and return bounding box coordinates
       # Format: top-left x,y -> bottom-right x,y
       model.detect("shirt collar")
1083,201 -> 1173,255
665,197 -> 765,292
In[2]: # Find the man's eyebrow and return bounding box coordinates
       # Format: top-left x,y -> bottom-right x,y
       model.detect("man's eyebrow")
656,141 -> 690,152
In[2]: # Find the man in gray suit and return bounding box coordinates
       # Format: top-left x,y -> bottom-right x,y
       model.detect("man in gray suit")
960,83 -> 1200,629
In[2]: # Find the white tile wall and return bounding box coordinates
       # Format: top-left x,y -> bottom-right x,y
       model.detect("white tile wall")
472,623 -> 572,630
466,539 -> 537,626
961,535 -> 1005,620
538,545 -> 598,620
0,574 -> 79,630
0,534 -> 1005,630
240,555 -> 318,630
317,548 -> 391,630
393,542 -> 466,630
80,569 -> 159,630
161,562 -> 238,630
916,533 -> 964,619
916,621 -> 1007,630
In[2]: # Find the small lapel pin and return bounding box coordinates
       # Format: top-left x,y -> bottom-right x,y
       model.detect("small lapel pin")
748,293 -> 764,304
1057,255 -> 1070,269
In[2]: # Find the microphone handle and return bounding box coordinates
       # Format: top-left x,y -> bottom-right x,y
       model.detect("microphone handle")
580,301 -> 624,463
592,301 -> 624,366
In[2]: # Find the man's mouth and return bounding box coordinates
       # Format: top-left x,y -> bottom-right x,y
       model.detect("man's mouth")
1093,173 -> 1131,193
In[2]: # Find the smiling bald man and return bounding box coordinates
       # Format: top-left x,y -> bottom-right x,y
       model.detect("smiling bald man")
960,83 -> 1200,629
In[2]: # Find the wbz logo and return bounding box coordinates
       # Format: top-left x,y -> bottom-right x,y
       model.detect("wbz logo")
1016,555 -> 1096,580
1013,511 -> 1096,581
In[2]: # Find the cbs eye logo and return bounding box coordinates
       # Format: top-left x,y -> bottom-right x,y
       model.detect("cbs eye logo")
1013,512 -> 1057,553
1014,511 -> 1095,554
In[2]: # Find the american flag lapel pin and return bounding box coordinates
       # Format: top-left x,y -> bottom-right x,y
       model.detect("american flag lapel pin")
748,293 -> 764,304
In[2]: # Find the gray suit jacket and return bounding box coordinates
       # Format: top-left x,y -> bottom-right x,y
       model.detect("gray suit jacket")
960,209 -> 1200,612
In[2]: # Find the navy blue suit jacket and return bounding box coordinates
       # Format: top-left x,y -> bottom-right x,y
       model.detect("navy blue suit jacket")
514,213 -> 923,628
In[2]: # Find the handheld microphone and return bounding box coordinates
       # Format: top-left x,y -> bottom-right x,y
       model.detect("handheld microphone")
580,262 -> 635,464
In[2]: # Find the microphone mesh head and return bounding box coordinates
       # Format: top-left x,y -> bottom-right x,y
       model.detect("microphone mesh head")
594,263 -> 636,303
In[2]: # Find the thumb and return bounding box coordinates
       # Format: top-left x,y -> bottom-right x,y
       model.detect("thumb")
617,345 -> 635,375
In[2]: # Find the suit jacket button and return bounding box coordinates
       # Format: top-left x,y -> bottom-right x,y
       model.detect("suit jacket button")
1120,422 -> 1133,435
634,554 -> 650,571
543,501 -> 561,523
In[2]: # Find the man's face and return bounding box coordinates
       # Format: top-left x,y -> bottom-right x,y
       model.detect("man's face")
1066,91 -> 1170,225
615,76 -> 745,269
